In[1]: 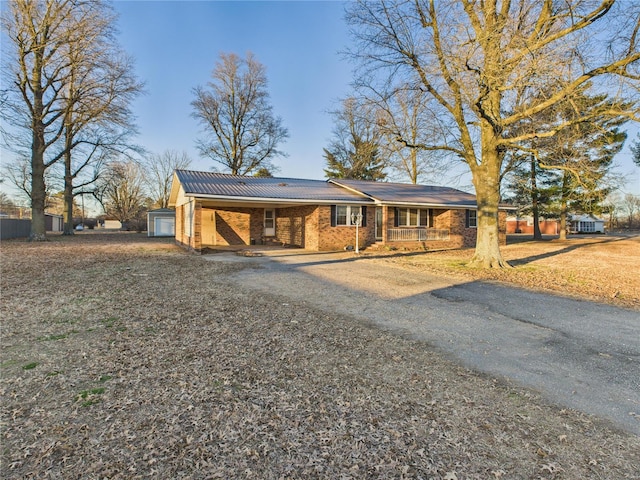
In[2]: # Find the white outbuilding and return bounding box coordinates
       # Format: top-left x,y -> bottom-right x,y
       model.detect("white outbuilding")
147,208 -> 175,237
569,214 -> 605,234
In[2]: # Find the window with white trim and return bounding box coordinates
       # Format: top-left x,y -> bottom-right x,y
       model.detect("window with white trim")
396,208 -> 430,227
335,205 -> 362,226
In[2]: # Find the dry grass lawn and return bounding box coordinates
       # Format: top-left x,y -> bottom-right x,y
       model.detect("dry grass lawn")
379,234 -> 640,311
1,232 -> 639,479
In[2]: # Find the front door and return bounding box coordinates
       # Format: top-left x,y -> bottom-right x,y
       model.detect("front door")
201,209 -> 216,245
375,207 -> 383,241
264,209 -> 275,237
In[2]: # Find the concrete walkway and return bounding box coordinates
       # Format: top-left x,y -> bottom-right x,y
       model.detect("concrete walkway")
205,250 -> 640,435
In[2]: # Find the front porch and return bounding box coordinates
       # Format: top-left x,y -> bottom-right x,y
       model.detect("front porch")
371,206 -> 475,249
385,227 -> 451,242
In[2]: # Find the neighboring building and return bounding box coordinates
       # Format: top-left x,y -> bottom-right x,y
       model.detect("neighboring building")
103,219 -> 122,229
147,208 -> 176,237
569,214 -> 605,233
0,213 -> 63,239
506,216 -> 559,235
168,170 -> 510,253
45,213 -> 63,232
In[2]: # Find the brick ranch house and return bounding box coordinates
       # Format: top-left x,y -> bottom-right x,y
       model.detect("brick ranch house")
168,169 -> 509,252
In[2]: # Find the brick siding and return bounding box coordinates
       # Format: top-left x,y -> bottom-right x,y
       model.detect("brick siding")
316,206 -> 375,251
174,202 -> 507,253
272,205 -> 317,248
174,201 -> 203,252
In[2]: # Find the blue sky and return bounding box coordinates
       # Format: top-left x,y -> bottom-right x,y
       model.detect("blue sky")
112,0 -> 639,194
113,0 -> 357,181
1,0 -> 638,199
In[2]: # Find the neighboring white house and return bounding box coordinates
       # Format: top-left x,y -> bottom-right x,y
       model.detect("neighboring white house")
568,214 -> 605,233
103,219 -> 122,229
147,208 -> 175,237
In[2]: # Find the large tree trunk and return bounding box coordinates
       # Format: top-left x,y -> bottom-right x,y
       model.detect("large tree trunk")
469,149 -> 510,268
30,148 -> 47,242
63,166 -> 74,235
467,119 -> 510,268
29,80 -> 47,242
62,114 -> 75,235
410,148 -> 418,184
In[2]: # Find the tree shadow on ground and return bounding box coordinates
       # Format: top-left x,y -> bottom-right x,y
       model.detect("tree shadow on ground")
508,235 -> 631,266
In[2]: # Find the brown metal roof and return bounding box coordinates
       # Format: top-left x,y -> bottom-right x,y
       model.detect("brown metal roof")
329,179 -> 477,207
174,170 -> 372,203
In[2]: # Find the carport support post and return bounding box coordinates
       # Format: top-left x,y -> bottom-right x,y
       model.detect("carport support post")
351,212 -> 363,254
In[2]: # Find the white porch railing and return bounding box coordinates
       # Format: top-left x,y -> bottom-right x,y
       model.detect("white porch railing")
387,228 -> 450,242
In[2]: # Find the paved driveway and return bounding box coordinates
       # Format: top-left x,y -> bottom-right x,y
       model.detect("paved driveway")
206,250 -> 640,435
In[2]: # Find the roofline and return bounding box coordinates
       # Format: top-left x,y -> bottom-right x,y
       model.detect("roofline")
183,193 -> 373,205
377,200 -> 476,209
180,193 -> 517,210
326,179 -> 376,200
328,179 -> 517,210
175,169 -> 329,184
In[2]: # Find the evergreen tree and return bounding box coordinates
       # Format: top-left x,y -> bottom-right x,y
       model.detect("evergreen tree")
506,92 -> 627,239
253,167 -> 274,178
504,156 -> 560,239
631,133 -> 640,167
323,139 -> 386,180
323,97 -> 386,181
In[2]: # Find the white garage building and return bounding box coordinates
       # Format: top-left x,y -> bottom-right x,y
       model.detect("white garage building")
147,208 -> 176,237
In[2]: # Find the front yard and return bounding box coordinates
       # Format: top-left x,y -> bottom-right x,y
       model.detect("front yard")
1,233 -> 638,479
379,234 -> 640,310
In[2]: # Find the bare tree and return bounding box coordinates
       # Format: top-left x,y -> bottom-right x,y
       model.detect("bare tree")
0,190 -> 23,217
620,193 -> 640,229
144,150 -> 191,208
96,160 -> 147,228
1,0 -> 141,239
323,97 -> 386,180
375,87 -> 449,184
58,1 -> 142,235
346,0 -> 639,267
5,156 -> 61,212
2,0 -> 78,240
191,52 -> 289,175
57,3 -> 144,235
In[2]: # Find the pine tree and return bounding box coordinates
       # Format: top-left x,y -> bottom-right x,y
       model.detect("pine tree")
506,92 -> 627,239
631,133 -> 640,167
323,139 -> 386,181
323,97 -> 386,181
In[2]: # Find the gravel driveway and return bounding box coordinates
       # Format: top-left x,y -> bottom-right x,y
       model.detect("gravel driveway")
206,249 -> 640,436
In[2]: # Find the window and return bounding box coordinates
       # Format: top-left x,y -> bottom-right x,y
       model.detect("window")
397,208 -> 407,226
420,209 -> 428,227
336,205 -> 349,226
466,209 -> 477,228
333,205 -> 365,226
264,209 -> 275,236
264,209 -> 275,229
395,208 -> 430,227
579,221 -> 595,233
